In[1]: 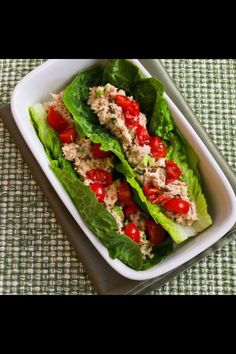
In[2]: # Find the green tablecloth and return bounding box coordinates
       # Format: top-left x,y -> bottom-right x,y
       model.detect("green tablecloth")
0,59 -> 235,295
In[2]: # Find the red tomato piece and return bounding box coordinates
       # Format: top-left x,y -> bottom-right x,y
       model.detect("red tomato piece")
154,195 -> 170,203
145,219 -> 165,246
136,125 -> 152,146
47,106 -> 69,132
87,169 -> 113,187
124,223 -> 140,243
91,143 -> 112,159
123,204 -> 140,218
124,111 -> 140,128
59,127 -> 77,144
163,198 -> 190,214
115,95 -> 132,111
143,183 -> 159,203
150,136 -> 168,159
89,183 -> 106,203
166,160 -> 182,184
117,182 -> 134,206
130,100 -> 140,116
143,183 -> 170,204
115,95 -> 140,115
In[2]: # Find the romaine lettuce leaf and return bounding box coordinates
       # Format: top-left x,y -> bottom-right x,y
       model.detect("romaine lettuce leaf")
51,165 -> 143,270
63,67 -> 134,178
102,59 -> 212,238
102,59 -> 143,94
29,104 -> 77,176
63,59 -> 212,244
133,75 -> 212,235
29,103 -> 143,270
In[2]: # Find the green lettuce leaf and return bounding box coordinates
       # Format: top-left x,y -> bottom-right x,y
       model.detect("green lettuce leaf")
29,103 -> 143,270
52,166 -> 143,270
63,59 -> 212,244
29,104 -> 77,176
136,80 -> 212,234
102,59 -> 144,94
102,59 -> 212,240
63,67 -> 134,178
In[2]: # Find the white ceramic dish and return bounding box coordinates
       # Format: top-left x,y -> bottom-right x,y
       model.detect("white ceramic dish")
11,59 -> 236,281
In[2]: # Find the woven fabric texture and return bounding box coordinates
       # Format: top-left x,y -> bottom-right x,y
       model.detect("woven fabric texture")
0,59 -> 235,295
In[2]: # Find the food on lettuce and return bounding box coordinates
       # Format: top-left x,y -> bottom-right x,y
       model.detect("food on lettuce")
87,83 -> 198,226
29,93 -> 173,271
63,59 -> 212,245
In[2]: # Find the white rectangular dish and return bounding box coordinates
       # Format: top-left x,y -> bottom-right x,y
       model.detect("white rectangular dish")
11,59 -> 236,281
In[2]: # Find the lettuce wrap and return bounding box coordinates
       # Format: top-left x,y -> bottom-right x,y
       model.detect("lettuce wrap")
63,59 -> 212,244
29,103 -> 173,271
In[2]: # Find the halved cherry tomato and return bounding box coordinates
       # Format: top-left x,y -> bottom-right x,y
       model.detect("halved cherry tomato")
143,183 -> 159,203
115,95 -> 132,111
47,106 -> 69,132
117,182 -> 134,207
123,204 -> 140,218
89,183 -> 106,203
124,223 -> 140,243
145,219 -> 165,246
115,95 -> 140,116
124,111 -> 139,128
166,160 -> 182,184
136,125 -> 152,146
143,183 -> 170,204
154,195 -> 171,203
87,169 -> 113,187
59,127 -> 77,144
126,100 -> 140,116
91,143 -> 112,159
163,198 -> 190,214
130,100 -> 140,116
150,136 -> 168,159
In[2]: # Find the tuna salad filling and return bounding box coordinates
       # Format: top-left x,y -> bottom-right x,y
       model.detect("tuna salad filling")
88,84 -> 198,226
43,92 -> 170,260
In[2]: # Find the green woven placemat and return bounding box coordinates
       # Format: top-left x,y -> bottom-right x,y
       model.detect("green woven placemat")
0,59 -> 235,295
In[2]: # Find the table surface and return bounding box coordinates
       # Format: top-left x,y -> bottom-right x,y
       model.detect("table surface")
0,59 -> 235,295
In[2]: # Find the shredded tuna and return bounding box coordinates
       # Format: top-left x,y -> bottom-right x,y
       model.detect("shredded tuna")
128,145 -> 151,166
62,141 -> 113,179
88,87 -> 133,148
104,181 -> 119,209
139,113 -> 147,128
62,143 -> 80,161
165,180 -> 189,199
144,167 -> 166,189
139,232 -> 154,259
